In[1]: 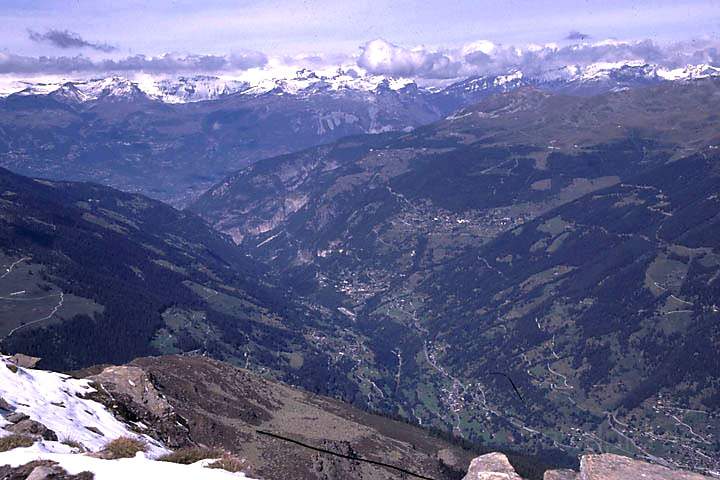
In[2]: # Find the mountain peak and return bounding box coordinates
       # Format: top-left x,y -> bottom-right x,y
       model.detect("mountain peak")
2,61 -> 719,105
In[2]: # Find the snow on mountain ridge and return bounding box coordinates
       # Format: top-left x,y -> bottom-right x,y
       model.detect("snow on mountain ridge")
0,355 -> 256,479
1,62 -> 718,103
0,354 -> 165,454
657,63 -> 720,80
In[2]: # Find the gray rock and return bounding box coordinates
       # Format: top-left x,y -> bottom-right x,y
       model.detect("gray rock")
0,396 -> 12,411
0,460 -> 93,480
5,411 -> 29,423
84,425 -> 104,436
6,419 -> 58,441
26,465 -> 57,480
463,452 -> 524,480
9,353 -> 41,369
579,454 -> 712,480
86,364 -> 190,448
544,469 -> 578,479
89,365 -> 173,417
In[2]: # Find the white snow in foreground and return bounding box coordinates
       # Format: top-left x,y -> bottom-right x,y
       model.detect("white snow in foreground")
0,356 -> 256,478
0,444 -> 254,480
0,355 -> 165,455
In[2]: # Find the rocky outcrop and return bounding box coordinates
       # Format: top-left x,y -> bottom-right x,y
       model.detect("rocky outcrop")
5,419 -> 57,441
8,354 -> 41,369
5,412 -> 29,424
543,469 -> 577,479
120,355 -> 475,480
89,365 -> 174,418
86,365 -> 190,448
463,452 -> 713,480
576,454 -> 712,480
462,452 -> 523,480
0,461 -> 92,480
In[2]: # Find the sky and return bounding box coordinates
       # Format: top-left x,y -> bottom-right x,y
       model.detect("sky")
1,0 -> 719,79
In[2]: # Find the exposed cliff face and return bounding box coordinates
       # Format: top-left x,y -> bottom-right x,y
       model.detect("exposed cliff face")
462,452 -> 715,480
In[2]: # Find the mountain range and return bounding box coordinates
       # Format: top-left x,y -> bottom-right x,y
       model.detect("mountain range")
3,62 -> 720,104
1,61 -> 718,207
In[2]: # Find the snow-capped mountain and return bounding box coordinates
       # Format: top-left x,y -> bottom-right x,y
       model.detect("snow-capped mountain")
1,60 -> 719,207
148,75 -> 250,103
11,77 -> 148,103
0,68 -> 420,104
1,61 -> 718,105
146,68 -> 416,100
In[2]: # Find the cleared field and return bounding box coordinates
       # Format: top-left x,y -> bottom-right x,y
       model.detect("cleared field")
0,255 -> 103,337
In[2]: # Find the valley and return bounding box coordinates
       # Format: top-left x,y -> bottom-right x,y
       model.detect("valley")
1,64 -> 719,479
190,80 -> 720,476
2,3 -> 720,479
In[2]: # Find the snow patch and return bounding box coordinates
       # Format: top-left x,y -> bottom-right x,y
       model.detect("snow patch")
0,445 -> 253,480
0,355 -> 164,454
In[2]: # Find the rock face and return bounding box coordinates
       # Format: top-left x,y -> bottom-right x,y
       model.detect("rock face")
463,452 -> 524,480
86,365 -> 190,448
543,469 -> 578,479
462,452 -> 715,480
0,460 -> 92,480
577,454 -> 712,480
89,365 -> 173,418
6,419 -> 57,441
8,354 -> 40,369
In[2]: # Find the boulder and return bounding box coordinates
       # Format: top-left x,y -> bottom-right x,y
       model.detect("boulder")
463,452 -> 524,480
5,411 -> 29,423
9,354 -> 41,369
25,465 -> 57,480
0,460 -> 92,480
578,454 -> 712,480
6,419 -> 58,441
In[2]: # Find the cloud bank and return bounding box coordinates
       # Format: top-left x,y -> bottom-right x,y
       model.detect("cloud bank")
27,29 -> 117,53
356,38 -> 720,79
0,52 -> 268,75
1,36 -> 718,79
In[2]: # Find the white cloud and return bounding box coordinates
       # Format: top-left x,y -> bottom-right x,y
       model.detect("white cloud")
0,36 -> 718,81
358,37 -> 720,79
357,39 -> 460,78
461,40 -> 496,57
0,52 -> 267,75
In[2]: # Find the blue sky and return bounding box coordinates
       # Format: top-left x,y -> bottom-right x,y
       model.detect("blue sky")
2,0 -> 718,56
0,0 -> 718,77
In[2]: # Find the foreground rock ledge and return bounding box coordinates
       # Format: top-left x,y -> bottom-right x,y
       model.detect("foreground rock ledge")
462,452 -> 713,480
577,454 -> 712,480
463,452 -> 523,480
